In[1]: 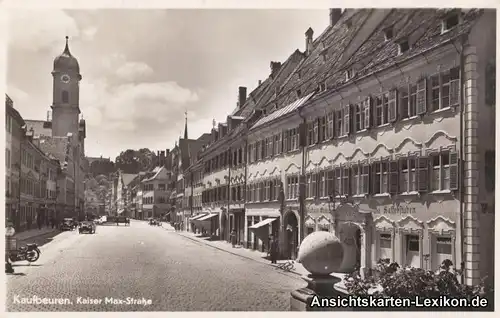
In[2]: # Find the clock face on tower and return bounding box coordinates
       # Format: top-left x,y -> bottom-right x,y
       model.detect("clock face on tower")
60,74 -> 71,83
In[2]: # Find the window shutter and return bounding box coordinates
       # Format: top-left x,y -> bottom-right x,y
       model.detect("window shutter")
282,130 -> 288,152
332,111 -> 338,139
327,112 -> 334,140
416,156 -> 429,192
416,78 -> 427,115
388,89 -> 398,123
299,122 -> 307,147
313,120 -> 319,144
389,160 -> 399,195
362,164 -> 370,194
449,151 -> 459,190
450,78 -> 460,107
371,162 -> 378,194
343,104 -> 351,135
364,97 -> 372,129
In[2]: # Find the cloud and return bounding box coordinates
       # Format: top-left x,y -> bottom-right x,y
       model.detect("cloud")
115,62 -> 153,81
82,27 -> 97,41
7,9 -> 79,52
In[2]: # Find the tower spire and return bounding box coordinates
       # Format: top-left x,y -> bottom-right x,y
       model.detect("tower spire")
64,36 -> 71,55
184,110 -> 188,140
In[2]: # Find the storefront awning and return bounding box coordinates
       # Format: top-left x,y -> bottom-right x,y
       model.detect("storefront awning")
190,214 -> 207,221
198,213 -> 218,222
249,217 -> 277,230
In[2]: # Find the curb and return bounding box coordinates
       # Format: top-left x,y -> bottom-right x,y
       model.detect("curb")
174,231 -> 303,277
14,229 -> 61,242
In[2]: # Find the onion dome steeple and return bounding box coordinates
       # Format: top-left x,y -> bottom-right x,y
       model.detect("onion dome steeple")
53,36 -> 80,73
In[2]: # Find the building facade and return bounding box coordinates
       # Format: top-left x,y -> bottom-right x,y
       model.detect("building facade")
241,9 -> 495,284
141,166 -> 171,219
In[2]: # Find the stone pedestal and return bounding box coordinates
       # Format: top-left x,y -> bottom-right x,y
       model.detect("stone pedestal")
290,275 -> 345,311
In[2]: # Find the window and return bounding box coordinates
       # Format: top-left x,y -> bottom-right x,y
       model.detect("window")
290,128 -> 299,150
442,14 -> 459,33
398,40 -> 410,55
319,82 -> 326,92
430,152 -> 450,191
399,85 -> 417,119
307,122 -> 314,146
296,89 -> 302,98
62,91 -> 69,103
318,171 -> 326,198
400,157 -> 417,193
287,176 -> 299,200
274,134 -> 281,155
266,138 -> 273,158
334,110 -> 343,136
379,233 -> 392,261
351,165 -> 360,195
354,103 -> 365,132
375,93 -> 389,126
334,168 -> 342,195
406,235 -> 419,252
435,236 -> 452,270
372,161 -> 389,194
345,69 -> 354,81
307,227 -> 314,235
326,112 -> 334,139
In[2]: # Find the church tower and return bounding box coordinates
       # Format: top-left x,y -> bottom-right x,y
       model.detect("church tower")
51,36 -> 82,143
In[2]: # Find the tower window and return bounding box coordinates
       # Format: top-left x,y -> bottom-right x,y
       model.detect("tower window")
62,91 -> 69,103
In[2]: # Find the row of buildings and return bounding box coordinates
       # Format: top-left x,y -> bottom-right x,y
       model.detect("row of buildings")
5,37 -> 88,231
111,9 -> 496,286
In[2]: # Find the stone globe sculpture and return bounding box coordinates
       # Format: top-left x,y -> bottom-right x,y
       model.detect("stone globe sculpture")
296,231 -> 344,276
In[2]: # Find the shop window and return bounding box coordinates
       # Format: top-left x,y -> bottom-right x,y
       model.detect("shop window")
434,236 -> 452,270
379,233 -> 392,261
400,157 -> 417,193
405,234 -> 420,268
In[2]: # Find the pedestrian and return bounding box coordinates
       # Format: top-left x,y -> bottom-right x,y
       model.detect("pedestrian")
270,234 -> 278,264
230,229 -> 237,248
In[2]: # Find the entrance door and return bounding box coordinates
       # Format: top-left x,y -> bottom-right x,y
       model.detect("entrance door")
284,212 -> 298,260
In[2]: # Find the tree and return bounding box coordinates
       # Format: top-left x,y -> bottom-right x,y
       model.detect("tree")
115,148 -> 157,174
343,259 -> 493,311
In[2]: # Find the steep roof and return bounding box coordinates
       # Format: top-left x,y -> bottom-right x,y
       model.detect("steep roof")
268,9 -> 483,112
121,173 -> 138,187
25,120 -> 52,137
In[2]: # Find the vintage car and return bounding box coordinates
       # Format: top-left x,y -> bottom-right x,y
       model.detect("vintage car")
60,218 -> 76,231
79,221 -> 96,234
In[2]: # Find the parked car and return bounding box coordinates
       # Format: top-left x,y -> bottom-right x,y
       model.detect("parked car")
79,221 -> 96,234
60,218 -> 75,231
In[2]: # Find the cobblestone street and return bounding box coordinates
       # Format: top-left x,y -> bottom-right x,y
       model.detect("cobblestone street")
6,220 -> 303,311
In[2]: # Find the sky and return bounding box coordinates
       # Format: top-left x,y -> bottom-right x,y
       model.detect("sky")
6,9 -> 329,160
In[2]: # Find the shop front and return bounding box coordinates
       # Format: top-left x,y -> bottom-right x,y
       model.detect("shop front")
281,208 -> 300,260
197,213 -> 219,238
369,197 -> 460,272
229,208 -> 245,245
245,207 -> 281,252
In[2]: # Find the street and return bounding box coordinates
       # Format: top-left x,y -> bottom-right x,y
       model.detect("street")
6,220 -> 303,311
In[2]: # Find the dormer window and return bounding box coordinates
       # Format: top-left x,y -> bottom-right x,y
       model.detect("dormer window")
441,13 -> 459,33
274,87 -> 279,97
318,82 -> 326,92
345,69 -> 354,81
383,26 -> 394,41
297,71 -> 301,79
296,89 -> 302,98
345,18 -> 352,29
398,39 -> 410,55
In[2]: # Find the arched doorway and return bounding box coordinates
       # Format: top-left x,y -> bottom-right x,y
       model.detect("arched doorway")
337,222 -> 362,273
283,210 -> 299,260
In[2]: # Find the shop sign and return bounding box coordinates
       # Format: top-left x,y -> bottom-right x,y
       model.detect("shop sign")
376,204 -> 416,215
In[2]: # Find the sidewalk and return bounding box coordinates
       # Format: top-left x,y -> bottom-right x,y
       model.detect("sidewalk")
11,227 -> 60,242
172,228 -> 310,277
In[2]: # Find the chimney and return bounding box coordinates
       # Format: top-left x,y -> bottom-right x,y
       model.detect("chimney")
329,9 -> 342,27
160,151 -> 165,166
46,111 -> 51,122
305,27 -> 314,56
270,61 -> 282,78
238,86 -> 247,108
258,80 -> 262,86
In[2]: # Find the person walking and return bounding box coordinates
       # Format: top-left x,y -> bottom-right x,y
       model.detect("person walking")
269,234 -> 278,264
